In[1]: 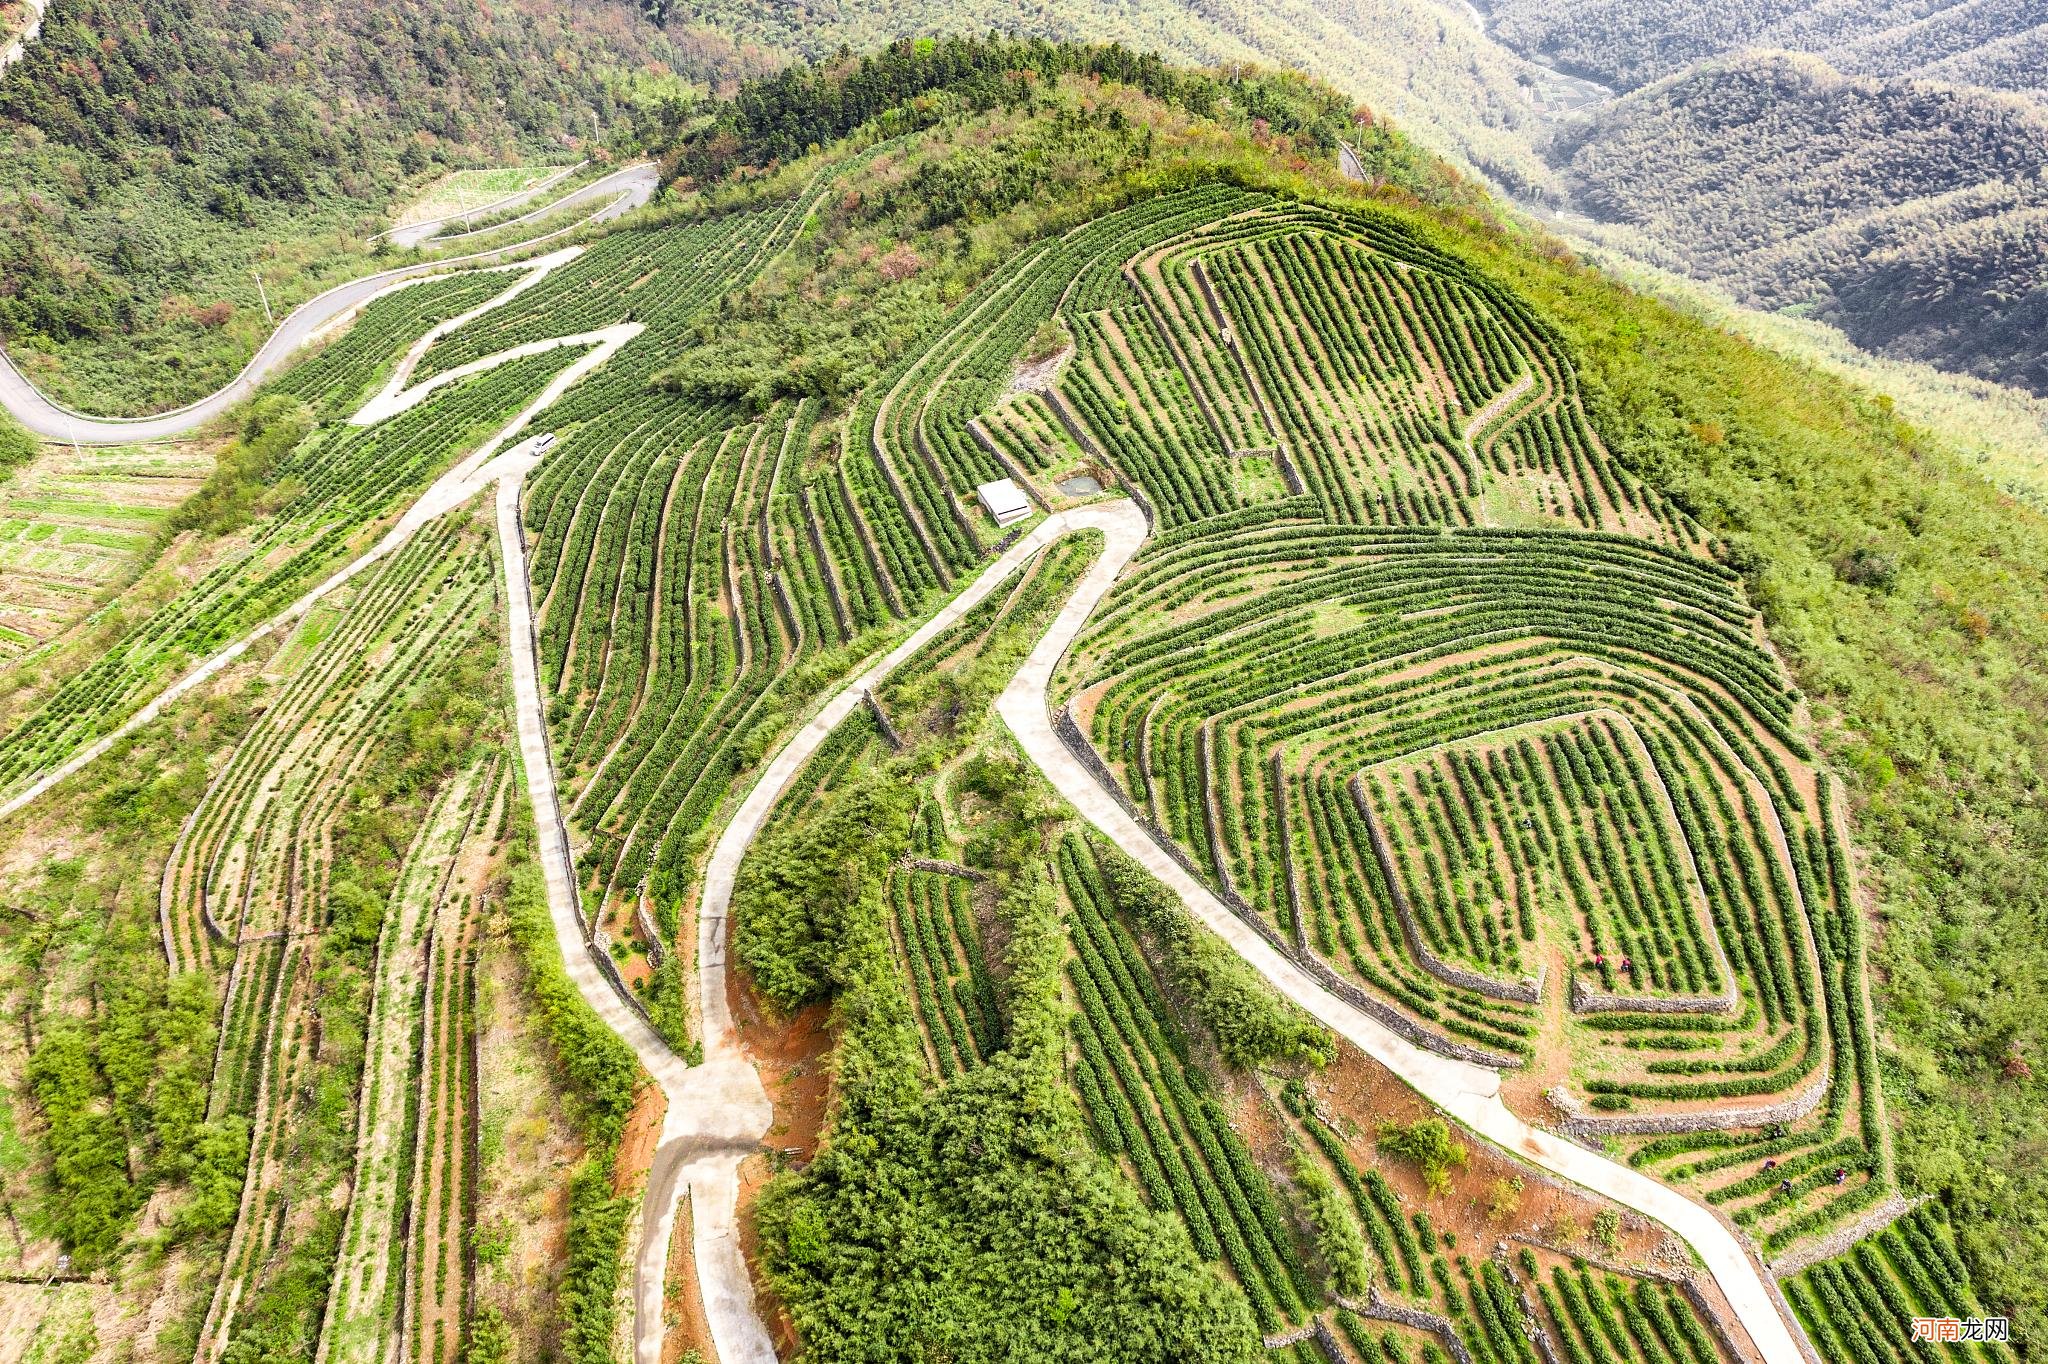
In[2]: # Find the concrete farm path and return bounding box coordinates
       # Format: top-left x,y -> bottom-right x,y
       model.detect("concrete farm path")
995,499 -> 1809,1364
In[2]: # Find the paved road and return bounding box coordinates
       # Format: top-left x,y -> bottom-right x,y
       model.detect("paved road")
380,162 -> 585,249
1339,140 -> 1367,183
994,500 -> 1810,1364
675,505 -> 1163,1363
0,162 -> 657,444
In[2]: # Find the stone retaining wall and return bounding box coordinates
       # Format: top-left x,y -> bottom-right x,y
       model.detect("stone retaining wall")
635,897 -> 666,968
1545,1058 -> 1829,1137
899,855 -> 988,883
1768,1193 -> 1917,1278
1570,972 -> 1740,1016
1199,722 -> 1240,902
767,570 -> 801,647
1352,1288 -> 1478,1364
862,688 -> 903,750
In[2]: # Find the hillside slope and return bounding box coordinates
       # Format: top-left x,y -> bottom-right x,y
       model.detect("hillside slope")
0,0 -> 1592,417
0,30 -> 2044,1364
0,0 -> 746,413
1484,0 -> 2047,94
676,0 -> 1561,193
1553,53 -> 2048,394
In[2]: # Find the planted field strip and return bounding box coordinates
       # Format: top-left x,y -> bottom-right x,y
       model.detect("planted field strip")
852,184 -> 1265,546
181,528 -> 496,1364
1282,1088 -> 1738,1364
357,168 -> 948,985
1529,1258 -> 1731,1364
395,875 -> 494,1364
0,439 -> 212,653
976,392 -> 1078,477
410,193 -> 812,381
390,165 -> 567,231
1355,715 -> 1729,1003
888,868 -> 1001,1079
1280,1091 -> 1432,1302
1621,774 -> 1891,1251
1782,1205 -> 2011,1364
318,758 -> 494,1364
1058,834 -> 1315,1333
1096,202 -> 1693,543
1075,523 -> 1797,1032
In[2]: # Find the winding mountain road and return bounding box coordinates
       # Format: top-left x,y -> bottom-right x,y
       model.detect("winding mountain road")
379,162 -> 585,249
0,161 -> 657,444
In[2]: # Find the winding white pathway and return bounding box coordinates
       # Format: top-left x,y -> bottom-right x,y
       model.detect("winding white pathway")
0,163 -> 656,443
496,468 -> 776,1364
994,500 -> 1807,1364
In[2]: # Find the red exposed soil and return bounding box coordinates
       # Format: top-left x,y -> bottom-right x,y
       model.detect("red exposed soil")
1306,1043 -> 1675,1272
727,966 -> 834,1164
736,1156 -> 800,1360
724,962 -> 835,1360
613,1080 -> 667,1200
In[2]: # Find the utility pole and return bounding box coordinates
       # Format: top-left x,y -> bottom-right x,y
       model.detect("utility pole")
252,270 -> 273,326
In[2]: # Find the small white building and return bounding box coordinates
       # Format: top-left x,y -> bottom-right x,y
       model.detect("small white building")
975,478 -> 1032,527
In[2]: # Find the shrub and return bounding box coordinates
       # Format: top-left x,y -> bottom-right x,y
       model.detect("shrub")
733,769 -> 914,1010
0,409 -> 34,474
1091,840 -> 1335,1068
1377,1118 -> 1467,1197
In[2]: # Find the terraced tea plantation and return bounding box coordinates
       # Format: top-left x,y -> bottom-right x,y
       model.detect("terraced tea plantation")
1004,193 -> 1897,1265
0,110 -> 2001,1364
753,569 -> 1765,1364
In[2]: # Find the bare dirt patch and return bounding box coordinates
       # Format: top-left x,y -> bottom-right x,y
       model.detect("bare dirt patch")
729,971 -> 833,1163
1304,1041 -> 1679,1273
725,965 -> 833,1359
1007,344 -> 1073,396
613,1080 -> 667,1200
